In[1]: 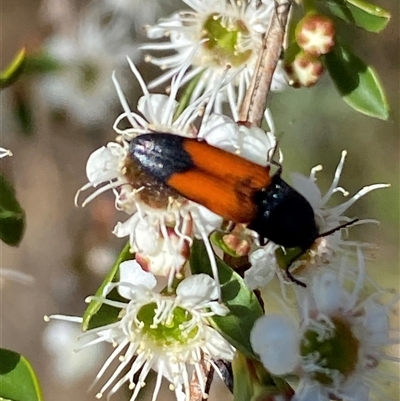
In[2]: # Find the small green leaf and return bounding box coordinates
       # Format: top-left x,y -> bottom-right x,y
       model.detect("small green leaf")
82,242 -> 133,331
324,44 -> 389,120
0,174 -> 25,246
24,52 -> 61,75
190,239 -> 263,358
13,93 -> 34,136
0,348 -> 43,401
0,48 -> 26,89
323,0 -> 390,32
173,70 -> 204,120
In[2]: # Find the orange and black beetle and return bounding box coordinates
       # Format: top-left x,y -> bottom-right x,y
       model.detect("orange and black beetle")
129,133 -> 319,252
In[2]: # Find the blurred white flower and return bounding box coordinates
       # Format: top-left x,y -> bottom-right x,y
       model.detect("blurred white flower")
86,245 -> 118,276
251,251 -> 399,401
51,261 -> 234,401
142,0 -> 288,120
37,5 -> 139,126
244,151 -> 389,290
0,147 -> 12,158
43,319 -> 107,383
102,0 -> 164,30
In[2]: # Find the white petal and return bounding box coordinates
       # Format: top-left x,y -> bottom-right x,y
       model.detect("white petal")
340,379 -> 370,401
192,204 -> 223,237
134,219 -> 160,254
290,172 -> 322,210
137,94 -> 176,126
176,274 -> 218,304
118,260 -> 157,299
200,114 -> 239,149
294,381 -> 325,401
113,214 -> 139,238
238,125 -> 274,166
86,144 -> 123,185
250,315 -> 300,375
363,299 -> 389,343
202,326 -> 235,360
311,271 -> 342,314
245,247 -> 277,290
0,147 -> 12,158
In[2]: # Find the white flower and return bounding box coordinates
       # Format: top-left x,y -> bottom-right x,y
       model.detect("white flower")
142,0 -> 288,120
0,147 -> 12,158
77,59 -> 232,286
50,261 -> 234,401
37,5 -> 139,126
251,251 -> 399,401
290,151 -> 389,250
102,0 -> 164,30
244,150 -> 389,290
42,319 -> 107,383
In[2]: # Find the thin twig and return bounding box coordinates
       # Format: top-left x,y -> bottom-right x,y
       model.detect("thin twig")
190,358 -> 214,401
239,0 -> 291,127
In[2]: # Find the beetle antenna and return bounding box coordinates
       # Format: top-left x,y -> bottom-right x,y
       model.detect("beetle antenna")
285,258 -> 307,288
318,218 -> 359,239
283,219 -> 359,288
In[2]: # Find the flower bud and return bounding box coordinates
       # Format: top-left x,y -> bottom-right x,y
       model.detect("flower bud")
285,51 -> 324,87
296,14 -> 335,56
222,232 -> 252,257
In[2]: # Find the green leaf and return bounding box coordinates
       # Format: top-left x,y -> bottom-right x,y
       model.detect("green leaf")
13,93 -> 34,136
232,352 -> 294,401
190,239 -> 263,358
323,0 -> 390,32
24,53 -> 61,75
82,242 -> 133,331
0,348 -> 43,401
324,44 -> 389,120
0,48 -> 26,89
173,70 -> 204,120
0,174 -> 25,246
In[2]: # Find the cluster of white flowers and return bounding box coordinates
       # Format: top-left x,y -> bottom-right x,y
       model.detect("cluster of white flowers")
38,0 -> 149,126
142,0 -> 288,120
45,1 -> 398,401
251,250 -> 399,401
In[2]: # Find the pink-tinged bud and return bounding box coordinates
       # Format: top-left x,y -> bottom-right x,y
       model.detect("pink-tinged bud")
296,14 -> 335,56
285,51 -> 324,88
223,233 -> 252,256
222,224 -> 253,256
136,227 -> 191,277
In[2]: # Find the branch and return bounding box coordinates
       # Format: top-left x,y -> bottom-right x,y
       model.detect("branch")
239,0 -> 291,127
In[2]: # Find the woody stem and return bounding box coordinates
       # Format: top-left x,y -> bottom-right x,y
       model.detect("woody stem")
239,0 -> 291,127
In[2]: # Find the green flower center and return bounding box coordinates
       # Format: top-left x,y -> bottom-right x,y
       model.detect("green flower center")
300,317 -> 359,385
201,13 -> 252,67
137,302 -> 199,347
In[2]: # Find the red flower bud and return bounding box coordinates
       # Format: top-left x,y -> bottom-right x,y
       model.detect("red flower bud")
296,14 -> 335,56
285,51 -> 324,88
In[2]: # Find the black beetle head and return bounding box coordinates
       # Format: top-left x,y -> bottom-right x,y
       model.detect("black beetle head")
248,176 -> 319,250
